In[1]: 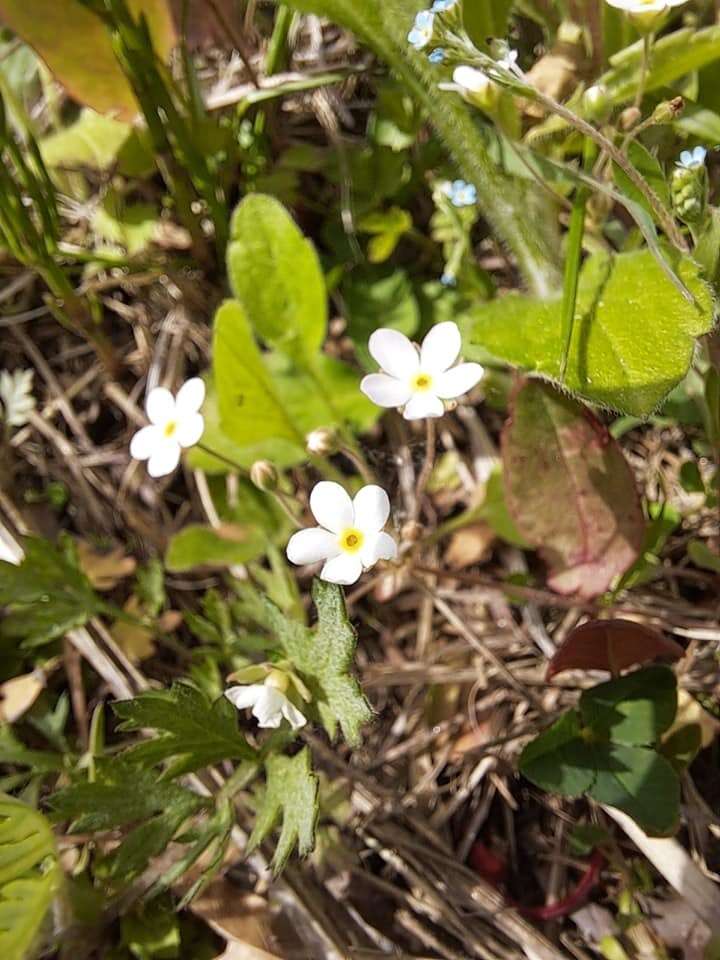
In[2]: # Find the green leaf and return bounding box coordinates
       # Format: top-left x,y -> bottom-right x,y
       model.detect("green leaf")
0,0 -> 175,121
579,666 -> 678,745
113,682 -> 256,777
463,0 -> 513,47
612,141 -> 670,221
588,742 -> 680,836
91,193 -> 158,255
262,580 -> 372,746
280,0 -> 562,296
40,109 -> 133,171
0,536 -> 106,647
502,381 -> 645,598
0,794 -> 60,959
213,299 -> 305,451
464,249 -> 714,416
0,727 -> 63,774
227,194 -> 327,363
165,524 -> 266,573
688,539 -> 720,574
342,267 -> 420,370
519,710 -> 596,797
247,748 -> 318,874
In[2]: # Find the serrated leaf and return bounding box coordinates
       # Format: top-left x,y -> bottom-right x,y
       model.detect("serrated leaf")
579,665 -> 678,745
547,618 -> 684,679
227,194 -> 327,364
588,742 -> 679,836
165,524 -> 266,573
0,0 -> 176,121
519,710 -> 596,797
464,250 -> 715,416
502,381 -> 645,598
113,682 -> 256,777
0,794 -> 60,959
261,580 -> 372,746
0,536 -> 106,647
247,748 -> 318,874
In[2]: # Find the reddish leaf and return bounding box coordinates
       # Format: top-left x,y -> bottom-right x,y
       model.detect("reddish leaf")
547,618 -> 684,679
502,380 -> 644,598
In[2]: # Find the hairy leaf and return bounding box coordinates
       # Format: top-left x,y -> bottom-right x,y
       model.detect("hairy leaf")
502,381 -> 645,598
464,250 -> 714,416
227,194 -> 327,363
0,537 -> 106,647
0,0 -> 175,120
0,795 -> 59,958
113,682 -> 256,776
247,748 -> 318,874
165,524 -> 266,572
547,619 -> 684,679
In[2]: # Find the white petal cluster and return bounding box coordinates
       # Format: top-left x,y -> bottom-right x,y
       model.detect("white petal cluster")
286,481 -> 398,585
361,321 -> 484,421
225,674 -> 306,730
130,378 -> 205,478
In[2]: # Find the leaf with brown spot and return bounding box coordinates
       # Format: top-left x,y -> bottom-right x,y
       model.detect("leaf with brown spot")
0,0 -> 176,120
502,380 -> 645,598
547,618 -> 684,679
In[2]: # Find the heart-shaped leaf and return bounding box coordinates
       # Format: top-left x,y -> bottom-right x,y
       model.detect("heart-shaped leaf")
547,618 -> 684,679
579,665 -> 678,745
502,380 -> 645,598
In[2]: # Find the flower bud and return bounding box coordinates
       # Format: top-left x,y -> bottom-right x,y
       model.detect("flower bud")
582,85 -> 611,120
306,427 -> 339,456
652,97 -> 683,125
671,163 -> 708,225
250,460 -> 279,492
619,106 -> 641,131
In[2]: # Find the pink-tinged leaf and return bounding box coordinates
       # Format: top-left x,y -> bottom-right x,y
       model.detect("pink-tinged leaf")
0,0 -> 176,121
547,618 -> 684,679
502,380 -> 644,599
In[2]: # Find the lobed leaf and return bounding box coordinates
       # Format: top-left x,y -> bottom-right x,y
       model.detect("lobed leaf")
501,381 -> 645,598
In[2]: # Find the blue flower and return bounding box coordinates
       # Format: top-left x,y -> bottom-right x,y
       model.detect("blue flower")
428,47 -> 446,63
432,0 -> 457,10
448,179 -> 478,207
440,271 -> 457,286
408,9 -> 435,50
677,146 -> 707,170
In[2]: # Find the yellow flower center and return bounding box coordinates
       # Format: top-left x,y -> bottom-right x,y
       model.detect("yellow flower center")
411,372 -> 433,392
340,528 -> 365,553
163,420 -> 178,438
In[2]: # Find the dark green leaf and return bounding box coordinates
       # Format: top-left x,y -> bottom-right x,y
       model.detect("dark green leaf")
580,666 -> 678,745
519,710 -> 596,797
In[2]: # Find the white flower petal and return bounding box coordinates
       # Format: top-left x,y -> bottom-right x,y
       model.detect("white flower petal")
368,329 -> 420,379
403,392 -> 445,420
433,362 -> 485,400
420,321 -> 462,374
225,685 -> 264,710
320,553 -> 364,585
146,440 -> 181,478
360,531 -> 398,567
175,413 -> 204,448
145,387 -> 175,425
353,485 -> 390,534
310,481 -> 354,533
281,699 -> 307,730
175,377 -> 206,416
287,527 -> 341,565
130,424 -> 161,462
453,65 -> 489,93
360,373 -> 412,409
252,687 -> 284,728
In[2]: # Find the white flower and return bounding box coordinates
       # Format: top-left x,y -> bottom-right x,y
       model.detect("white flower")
225,673 -> 306,730
408,9 -> 434,50
130,378 -> 205,478
497,48 -> 519,70
0,369 -> 35,428
604,0 -> 686,14
361,321 -> 484,421
677,146 -> 707,169
286,481 -> 398,585
441,179 -> 478,207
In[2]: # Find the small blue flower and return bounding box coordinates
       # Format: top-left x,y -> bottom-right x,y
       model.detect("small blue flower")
428,47 -> 446,63
432,0 -> 457,11
677,146 -> 707,170
408,9 -> 435,50
440,271 -> 457,287
448,179 -> 478,207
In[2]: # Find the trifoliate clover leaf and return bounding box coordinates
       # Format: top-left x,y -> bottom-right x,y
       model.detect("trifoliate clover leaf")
0,536 -> 108,647
113,681 -> 256,778
262,579 -> 373,746
247,747 -> 319,874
